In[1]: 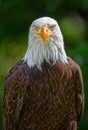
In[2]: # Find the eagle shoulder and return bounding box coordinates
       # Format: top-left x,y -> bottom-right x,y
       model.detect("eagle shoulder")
68,57 -> 84,123
2,60 -> 30,129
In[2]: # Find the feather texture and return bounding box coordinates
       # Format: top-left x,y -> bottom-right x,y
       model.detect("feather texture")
2,57 -> 84,130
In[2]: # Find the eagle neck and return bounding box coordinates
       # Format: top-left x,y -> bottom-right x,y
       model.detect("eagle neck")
23,40 -> 68,70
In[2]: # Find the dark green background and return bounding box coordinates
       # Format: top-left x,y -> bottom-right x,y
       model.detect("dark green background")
0,0 -> 88,129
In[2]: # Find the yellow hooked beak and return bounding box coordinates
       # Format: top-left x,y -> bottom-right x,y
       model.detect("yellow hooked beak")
35,26 -> 53,44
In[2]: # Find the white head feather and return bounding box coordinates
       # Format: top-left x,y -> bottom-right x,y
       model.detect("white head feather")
23,17 -> 68,69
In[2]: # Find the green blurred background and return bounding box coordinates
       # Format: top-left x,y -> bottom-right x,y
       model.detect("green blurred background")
0,0 -> 88,129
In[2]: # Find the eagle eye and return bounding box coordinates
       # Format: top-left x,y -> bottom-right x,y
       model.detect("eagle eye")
49,24 -> 56,31
34,25 -> 40,31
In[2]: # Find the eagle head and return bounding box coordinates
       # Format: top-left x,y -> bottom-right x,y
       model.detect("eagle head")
23,17 -> 68,69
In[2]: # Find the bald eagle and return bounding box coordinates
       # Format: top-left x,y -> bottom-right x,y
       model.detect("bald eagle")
2,17 -> 84,130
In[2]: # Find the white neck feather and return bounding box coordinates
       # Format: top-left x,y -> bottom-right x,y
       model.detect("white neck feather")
23,35 -> 68,70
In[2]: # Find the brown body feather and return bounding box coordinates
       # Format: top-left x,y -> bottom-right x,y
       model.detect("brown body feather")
2,58 -> 84,130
